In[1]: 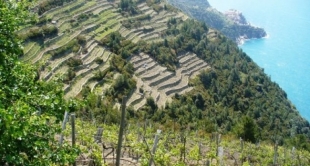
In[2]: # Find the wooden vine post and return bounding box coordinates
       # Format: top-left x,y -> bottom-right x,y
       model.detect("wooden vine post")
180,132 -> 186,163
283,147 -> 287,165
71,113 -> 76,166
218,147 -> 224,166
116,96 -> 127,166
205,160 -> 210,166
240,137 -> 244,152
59,111 -> 69,145
216,133 -> 221,156
273,140 -> 278,165
198,142 -> 202,159
149,129 -> 162,166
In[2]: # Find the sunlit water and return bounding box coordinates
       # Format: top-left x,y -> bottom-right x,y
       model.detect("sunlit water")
208,0 -> 310,121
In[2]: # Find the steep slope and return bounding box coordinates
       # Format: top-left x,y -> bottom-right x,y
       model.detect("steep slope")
20,0 -> 310,154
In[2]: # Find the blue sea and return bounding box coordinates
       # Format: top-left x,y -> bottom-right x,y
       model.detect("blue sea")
208,0 -> 310,121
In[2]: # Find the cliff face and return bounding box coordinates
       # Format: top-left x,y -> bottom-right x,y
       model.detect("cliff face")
167,0 -> 267,43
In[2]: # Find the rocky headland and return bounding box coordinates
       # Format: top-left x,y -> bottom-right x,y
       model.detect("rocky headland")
223,9 -> 267,43
167,0 -> 267,43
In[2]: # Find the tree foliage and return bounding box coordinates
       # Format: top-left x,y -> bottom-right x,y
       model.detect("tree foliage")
0,1 -> 80,165
234,116 -> 259,143
119,0 -> 139,15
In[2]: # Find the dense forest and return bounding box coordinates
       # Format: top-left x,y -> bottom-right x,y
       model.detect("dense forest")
1,0 -> 310,165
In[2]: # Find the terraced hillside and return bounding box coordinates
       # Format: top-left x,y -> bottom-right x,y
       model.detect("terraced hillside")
127,52 -> 210,109
119,1 -> 188,43
21,0 -> 124,99
20,0 -> 209,109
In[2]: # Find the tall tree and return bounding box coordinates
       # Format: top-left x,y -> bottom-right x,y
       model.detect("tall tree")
234,116 -> 259,143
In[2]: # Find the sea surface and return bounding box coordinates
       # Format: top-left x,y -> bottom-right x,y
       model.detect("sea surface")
208,0 -> 310,121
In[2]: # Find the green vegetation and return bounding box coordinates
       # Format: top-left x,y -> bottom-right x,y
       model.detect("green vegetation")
100,32 -> 138,58
0,1 -> 79,165
18,25 -> 58,41
146,0 -> 163,12
49,39 -> 80,58
38,0 -> 76,15
2,0 -> 309,164
120,0 -> 139,15
137,19 -> 310,145
70,100 -> 310,165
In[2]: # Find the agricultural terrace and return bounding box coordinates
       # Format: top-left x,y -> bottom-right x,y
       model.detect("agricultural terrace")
20,0 -> 211,110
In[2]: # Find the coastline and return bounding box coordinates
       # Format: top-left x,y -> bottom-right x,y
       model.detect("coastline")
237,33 -> 269,46
208,0 -> 310,122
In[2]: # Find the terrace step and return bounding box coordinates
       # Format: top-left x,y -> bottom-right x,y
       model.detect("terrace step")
180,60 -> 204,74
102,51 -> 112,62
84,47 -> 105,64
65,62 -> 110,98
178,53 -> 196,64
151,11 -> 169,21
126,91 -> 144,107
148,71 -> 175,87
119,27 -> 127,34
141,71 -> 161,81
92,4 -> 113,15
39,0 -> 77,18
76,63 -> 99,76
42,53 -> 75,80
88,81 -> 97,92
65,73 -> 94,99
179,57 -> 196,67
72,1 -> 110,17
139,31 -> 158,39
146,88 -> 160,103
133,57 -> 153,70
32,24 -> 97,64
140,32 -> 160,40
181,57 -> 201,68
143,34 -> 160,41
145,9 -> 155,15
127,32 -> 139,41
188,64 -> 210,78
164,78 -> 191,96
81,42 -> 98,60
140,63 -> 165,75
139,4 -> 151,11
47,65 -> 69,82
135,61 -> 158,76
157,75 -> 183,91
132,36 -> 142,43
130,53 -> 149,64
134,98 -> 146,110
137,2 -> 147,8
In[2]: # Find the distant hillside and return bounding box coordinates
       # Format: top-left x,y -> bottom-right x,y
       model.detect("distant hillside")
167,0 -> 267,43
